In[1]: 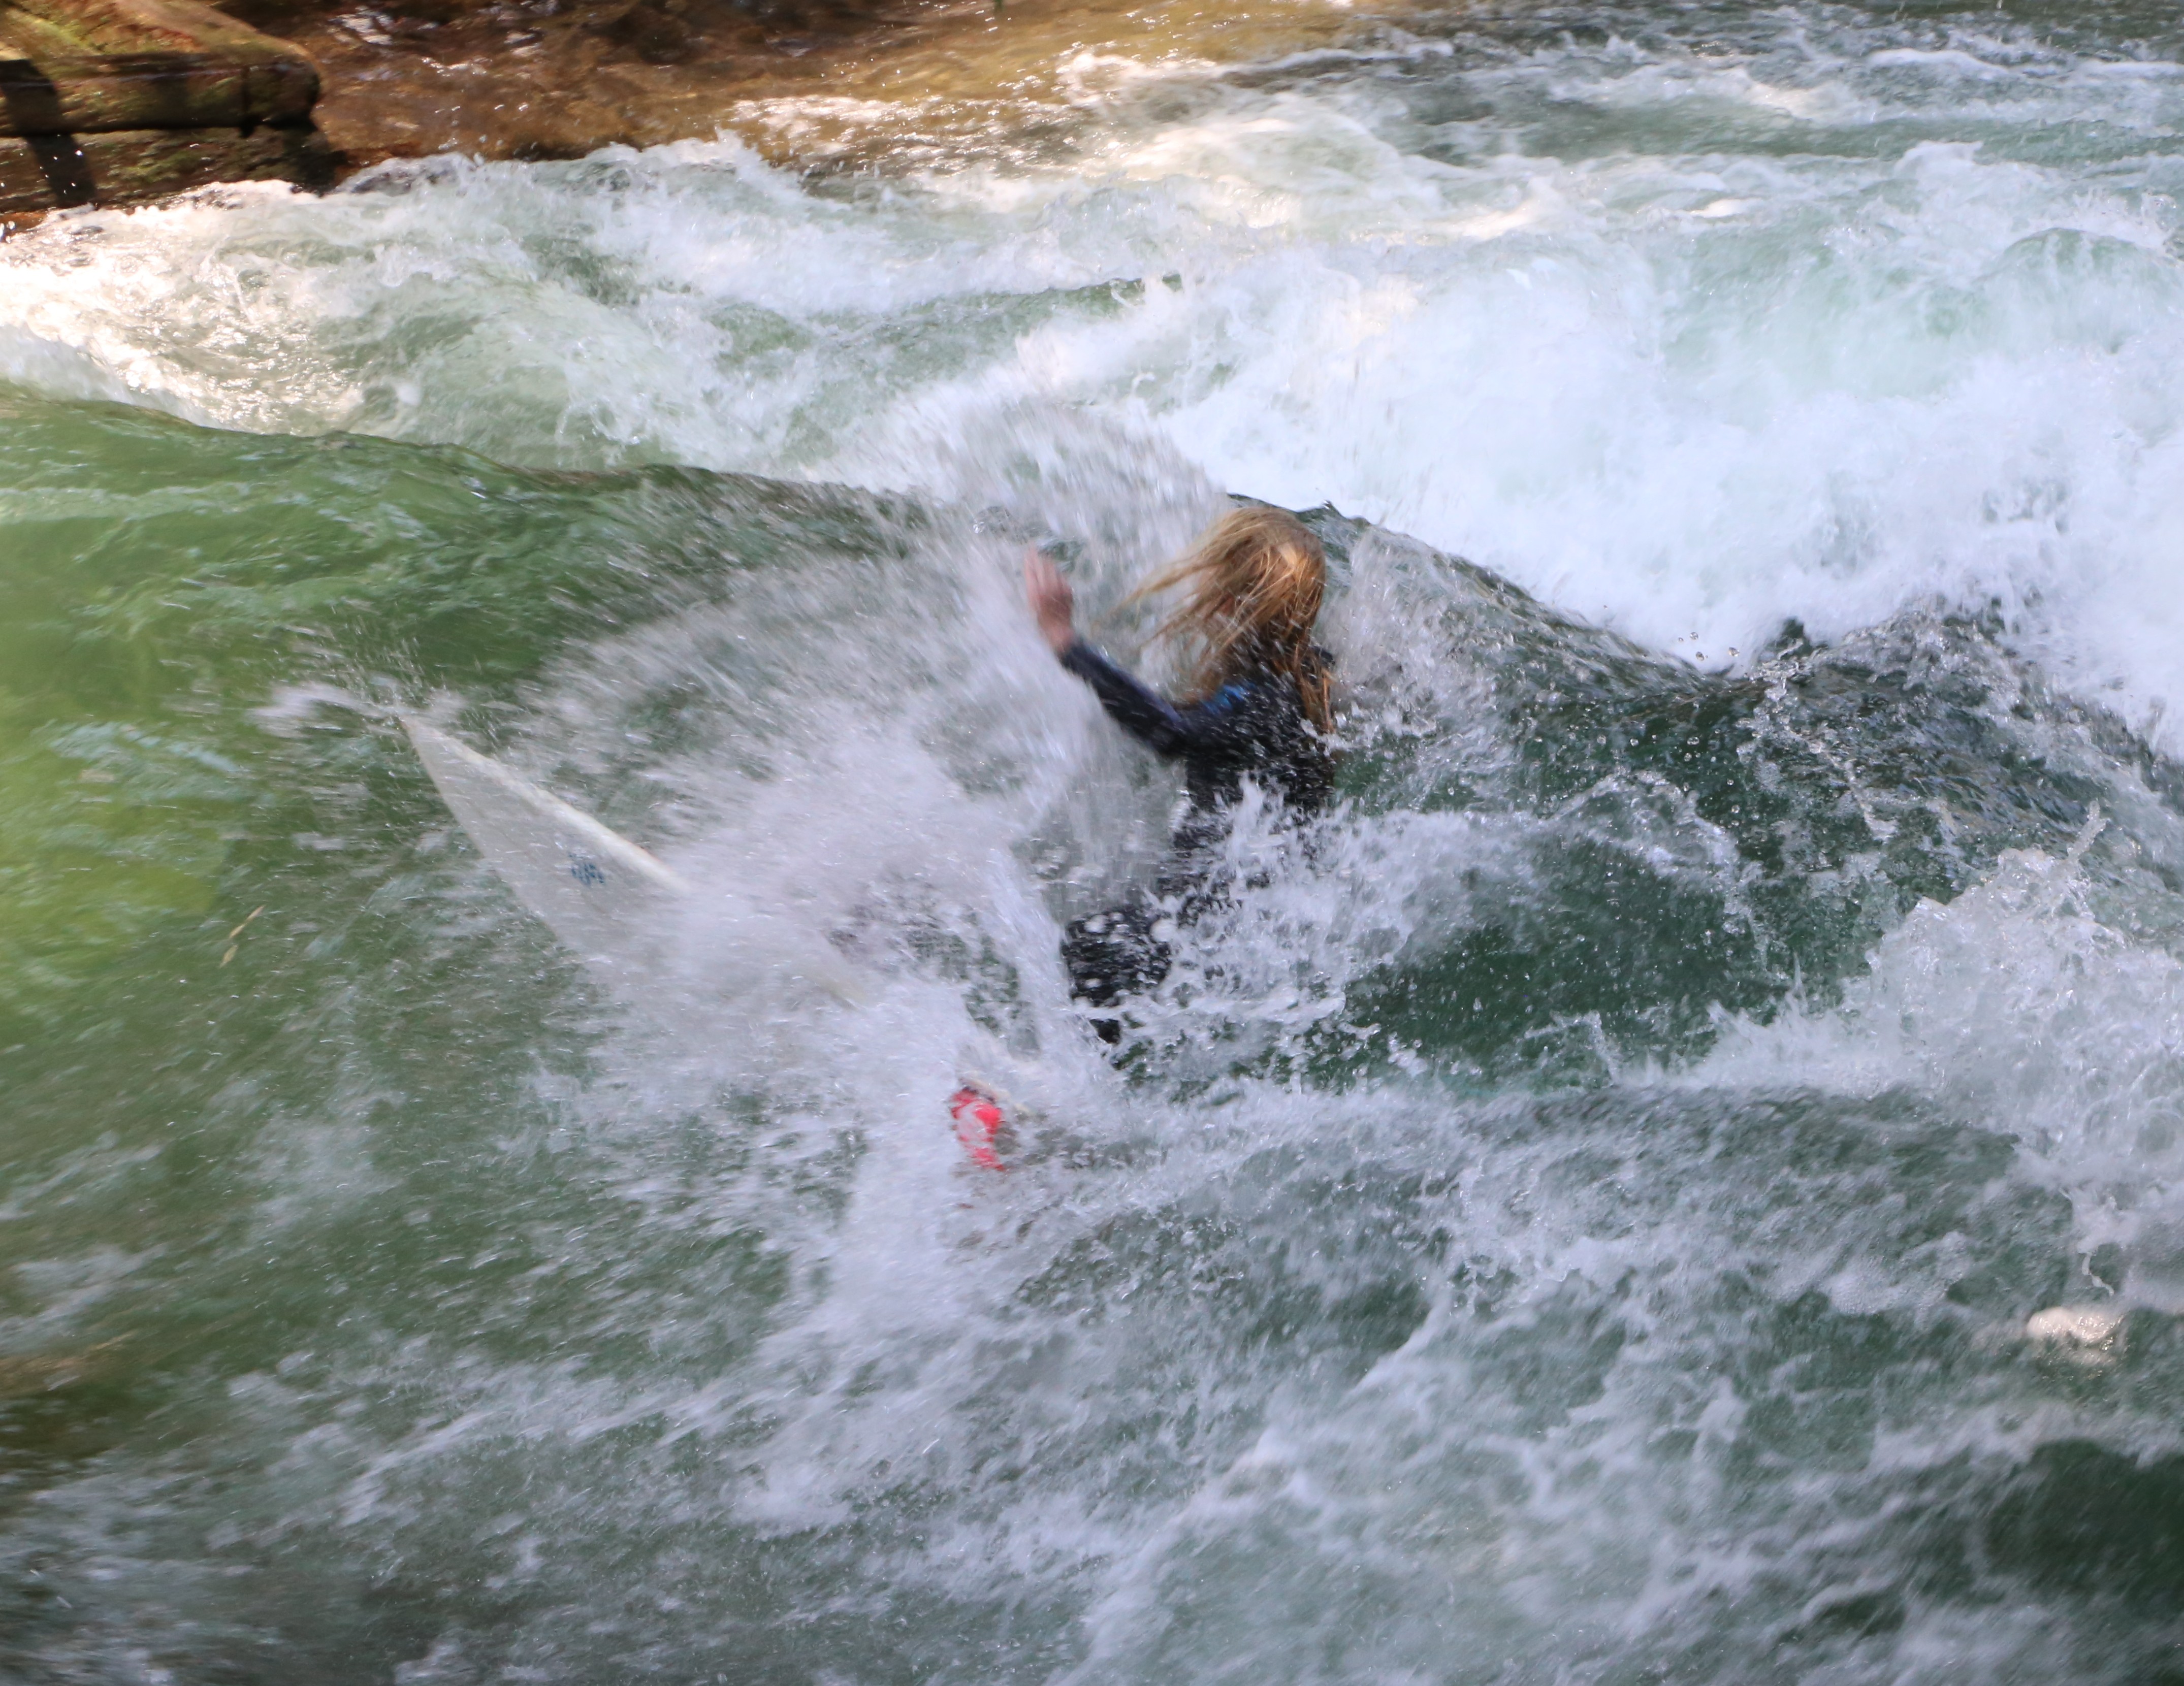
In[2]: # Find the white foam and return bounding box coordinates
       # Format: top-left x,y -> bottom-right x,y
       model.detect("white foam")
1685,823 -> 2184,1312
10,17 -> 2184,1672
4,45 -> 2179,749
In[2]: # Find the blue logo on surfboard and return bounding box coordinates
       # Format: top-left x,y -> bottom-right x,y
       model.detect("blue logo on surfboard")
569,857 -> 606,888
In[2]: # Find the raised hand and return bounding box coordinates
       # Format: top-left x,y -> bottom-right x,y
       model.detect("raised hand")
1023,547 -> 1077,656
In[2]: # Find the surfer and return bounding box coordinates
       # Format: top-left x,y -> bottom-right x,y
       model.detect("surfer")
950,506 -> 1336,1165
1025,505 -> 1337,1042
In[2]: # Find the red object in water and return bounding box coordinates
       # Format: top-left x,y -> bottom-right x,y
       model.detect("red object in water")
948,1084 -> 1008,1171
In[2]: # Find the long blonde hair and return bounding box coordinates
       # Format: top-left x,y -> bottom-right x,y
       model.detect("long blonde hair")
1122,506 -> 1334,735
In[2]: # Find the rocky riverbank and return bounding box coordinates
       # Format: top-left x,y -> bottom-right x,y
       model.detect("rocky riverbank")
0,0 -> 1416,226
211,0 -> 1406,175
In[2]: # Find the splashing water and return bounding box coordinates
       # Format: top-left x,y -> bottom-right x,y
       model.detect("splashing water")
7,1 -> 2184,1680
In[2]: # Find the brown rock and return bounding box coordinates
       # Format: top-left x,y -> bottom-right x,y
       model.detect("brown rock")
0,118 -> 332,210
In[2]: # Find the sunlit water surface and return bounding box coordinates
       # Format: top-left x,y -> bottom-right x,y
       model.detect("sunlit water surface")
7,2 -> 2184,1679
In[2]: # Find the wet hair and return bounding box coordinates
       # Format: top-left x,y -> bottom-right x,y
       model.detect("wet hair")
1123,505 -> 1334,735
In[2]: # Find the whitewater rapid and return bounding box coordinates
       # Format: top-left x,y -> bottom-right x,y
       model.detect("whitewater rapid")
7,3 -> 2184,1681
9,9 -> 2184,745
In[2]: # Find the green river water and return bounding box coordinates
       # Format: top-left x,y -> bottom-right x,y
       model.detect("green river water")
8,1 -> 2184,1679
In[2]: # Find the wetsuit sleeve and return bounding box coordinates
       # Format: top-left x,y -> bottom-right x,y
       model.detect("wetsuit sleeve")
1060,640 -> 1204,757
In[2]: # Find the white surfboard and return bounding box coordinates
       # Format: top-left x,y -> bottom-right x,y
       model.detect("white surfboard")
404,711 -> 869,1000
401,716 -> 863,1003
404,716 -> 687,967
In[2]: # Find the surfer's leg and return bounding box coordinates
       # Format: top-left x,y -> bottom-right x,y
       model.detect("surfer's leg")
1061,903 -> 1171,1044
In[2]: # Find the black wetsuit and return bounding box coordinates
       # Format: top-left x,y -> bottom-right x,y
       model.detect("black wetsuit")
1057,639 -> 1333,1036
